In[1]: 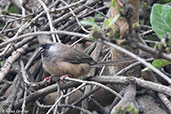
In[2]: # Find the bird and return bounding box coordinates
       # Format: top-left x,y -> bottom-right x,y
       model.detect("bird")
38,35 -> 141,79
40,41 -> 96,79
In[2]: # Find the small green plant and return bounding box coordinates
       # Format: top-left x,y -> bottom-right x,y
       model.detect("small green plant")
114,102 -> 139,114
110,0 -> 116,7
159,0 -> 171,4
80,18 -> 99,29
0,61 -> 3,67
9,5 -> 19,13
81,13 -> 120,40
144,4 -> 171,71
150,4 -> 171,40
81,18 -> 102,41
104,14 -> 120,28
143,59 -> 171,71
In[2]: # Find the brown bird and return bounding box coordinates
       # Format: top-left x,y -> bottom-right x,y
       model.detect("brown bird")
38,35 -> 140,79
40,42 -> 96,78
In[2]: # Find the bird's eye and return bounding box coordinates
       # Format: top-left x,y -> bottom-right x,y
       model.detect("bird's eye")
42,44 -> 52,49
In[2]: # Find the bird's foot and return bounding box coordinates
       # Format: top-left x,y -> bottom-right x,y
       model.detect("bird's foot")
44,76 -> 53,83
60,74 -> 72,82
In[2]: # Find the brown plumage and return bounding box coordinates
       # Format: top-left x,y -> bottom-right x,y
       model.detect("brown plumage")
40,42 -> 95,78
38,35 -> 140,78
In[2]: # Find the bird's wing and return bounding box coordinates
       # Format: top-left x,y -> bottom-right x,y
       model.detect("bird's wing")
62,48 -> 96,65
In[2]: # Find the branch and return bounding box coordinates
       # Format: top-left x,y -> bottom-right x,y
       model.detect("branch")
92,76 -> 171,97
37,0 -> 60,42
103,41 -> 171,84
42,0 -> 99,30
0,44 -> 29,81
13,75 -> 171,110
137,42 -> 171,61
0,31 -> 88,49
64,77 -> 122,98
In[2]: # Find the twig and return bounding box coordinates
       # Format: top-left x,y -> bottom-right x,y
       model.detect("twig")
99,50 -> 111,76
116,58 -> 154,75
140,29 -> 153,37
1,76 -> 21,114
37,0 -> 60,43
0,44 -> 29,81
71,37 -> 84,47
53,0 -> 86,12
81,3 -> 108,18
0,36 -> 34,57
42,0 -> 99,30
1,0 -> 62,49
110,81 -> 137,113
64,77 -> 122,98
1,43 -> 12,57
92,76 -> 171,97
0,82 -> 11,96
21,85 -> 27,114
0,31 -> 88,48
60,104 -> 92,114
81,41 -> 103,114
137,42 -> 171,61
158,93 -> 171,112
25,48 -> 41,70
91,98 -> 108,114
64,87 -> 101,113
14,81 -> 81,109
60,0 -> 90,33
14,75 -> 171,109
36,100 -> 92,114
104,41 -> 171,84
19,60 -> 37,86
46,83 -> 86,114
53,83 -> 61,114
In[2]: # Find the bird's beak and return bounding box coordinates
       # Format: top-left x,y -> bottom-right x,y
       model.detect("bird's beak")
39,47 -> 44,52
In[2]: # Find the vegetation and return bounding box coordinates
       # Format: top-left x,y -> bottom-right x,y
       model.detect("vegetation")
0,0 -> 171,114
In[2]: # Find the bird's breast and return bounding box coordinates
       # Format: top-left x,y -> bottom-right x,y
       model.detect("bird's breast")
42,61 -> 90,78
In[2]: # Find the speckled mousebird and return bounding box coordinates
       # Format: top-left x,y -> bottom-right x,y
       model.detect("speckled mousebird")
40,42 -> 96,78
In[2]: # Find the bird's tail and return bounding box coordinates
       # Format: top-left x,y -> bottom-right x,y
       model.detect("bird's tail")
90,56 -> 152,67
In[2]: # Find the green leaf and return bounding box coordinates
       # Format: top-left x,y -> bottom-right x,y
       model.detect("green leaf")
105,18 -> 112,28
80,18 -> 97,27
150,4 -> 171,39
152,59 -> 171,68
95,14 -> 102,18
159,0 -> 171,4
105,14 -> 120,28
143,59 -> 171,71
9,6 -> 18,13
0,61 -> 3,66
110,0 -> 116,7
0,22 -> 4,29
109,14 -> 120,27
169,36 -> 171,44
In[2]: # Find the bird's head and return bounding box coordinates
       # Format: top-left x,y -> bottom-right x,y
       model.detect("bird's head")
40,43 -> 57,57
41,43 -> 52,50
